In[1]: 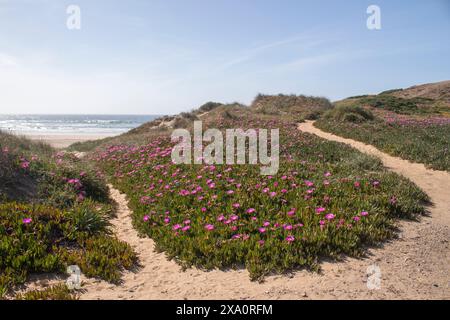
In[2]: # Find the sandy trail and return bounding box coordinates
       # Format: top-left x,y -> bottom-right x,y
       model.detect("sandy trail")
298,121 -> 450,226
81,123 -> 450,299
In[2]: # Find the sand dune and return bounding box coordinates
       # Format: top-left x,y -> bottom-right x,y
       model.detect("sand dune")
80,123 -> 450,299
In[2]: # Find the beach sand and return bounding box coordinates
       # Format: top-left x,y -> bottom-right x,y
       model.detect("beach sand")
25,134 -> 113,148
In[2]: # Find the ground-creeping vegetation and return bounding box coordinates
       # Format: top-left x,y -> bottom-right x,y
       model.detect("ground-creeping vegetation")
92,114 -> 428,281
316,85 -> 450,172
0,131 -> 137,299
15,284 -> 79,300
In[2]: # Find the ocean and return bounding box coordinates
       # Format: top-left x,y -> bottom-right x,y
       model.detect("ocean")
0,114 -> 159,136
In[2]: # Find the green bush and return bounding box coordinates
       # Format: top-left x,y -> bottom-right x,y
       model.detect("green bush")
323,105 -> 374,123
67,200 -> 112,239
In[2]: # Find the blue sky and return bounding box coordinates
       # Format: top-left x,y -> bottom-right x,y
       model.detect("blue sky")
0,0 -> 449,114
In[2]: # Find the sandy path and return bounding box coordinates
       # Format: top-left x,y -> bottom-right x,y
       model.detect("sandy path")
298,121 -> 450,226
81,123 -> 450,300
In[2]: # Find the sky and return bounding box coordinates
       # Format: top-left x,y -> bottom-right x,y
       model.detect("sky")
0,0 -> 449,115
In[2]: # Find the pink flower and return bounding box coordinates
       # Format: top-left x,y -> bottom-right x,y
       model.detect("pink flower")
143,215 -> 150,222
285,235 -> 295,243
315,207 -> 326,214
258,240 -> 265,246
258,227 -> 266,233
284,224 -> 293,231
263,221 -> 270,227
319,220 -> 326,226
287,209 -> 296,216
182,225 -> 191,232
325,213 -> 335,220
201,207 -> 207,212
205,224 -> 215,231
164,217 -> 171,224
20,161 -> 30,169
226,190 -> 234,195
281,189 -> 287,193
324,172 -> 332,177
246,208 -> 256,214
217,215 -> 225,222
361,211 -> 369,216
353,216 -> 361,222
232,203 -> 240,208
172,224 -> 182,231
22,218 -> 32,224
230,214 -> 239,221
354,181 -> 361,188
304,180 -> 314,187
184,219 -> 191,224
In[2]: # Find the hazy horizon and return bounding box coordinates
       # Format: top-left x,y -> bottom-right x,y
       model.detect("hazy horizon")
1,0 -> 449,114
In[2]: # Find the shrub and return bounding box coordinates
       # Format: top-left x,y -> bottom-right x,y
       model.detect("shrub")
66,200 -> 112,239
197,101 -> 223,113
323,105 -> 374,123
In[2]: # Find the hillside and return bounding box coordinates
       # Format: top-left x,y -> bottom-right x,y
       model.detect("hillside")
389,80 -> 450,102
336,80 -> 450,115
69,94 -> 332,152
250,94 -> 332,120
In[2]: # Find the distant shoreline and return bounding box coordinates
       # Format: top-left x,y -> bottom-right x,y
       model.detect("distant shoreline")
0,114 -> 160,148
25,133 -> 114,149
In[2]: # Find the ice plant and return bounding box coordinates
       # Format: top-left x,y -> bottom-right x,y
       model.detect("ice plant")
315,207 -> 326,214
22,218 -> 32,224
285,235 -> 295,243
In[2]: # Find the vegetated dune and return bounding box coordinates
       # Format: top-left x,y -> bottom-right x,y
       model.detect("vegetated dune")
335,80 -> 450,115
0,131 -> 138,299
389,80 -> 450,103
250,94 -> 333,120
68,94 -> 334,154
